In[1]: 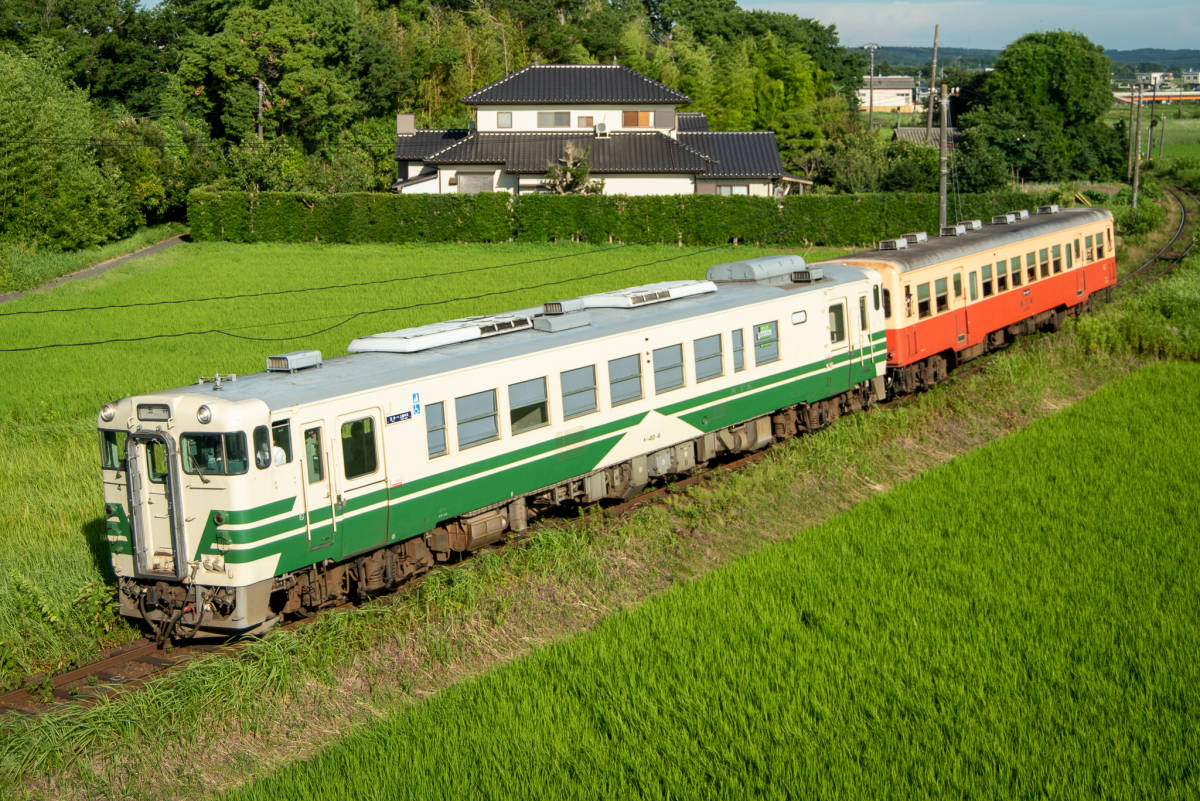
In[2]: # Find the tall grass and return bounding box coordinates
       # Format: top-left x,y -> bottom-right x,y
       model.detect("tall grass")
0,223 -> 186,294
224,361 -> 1200,801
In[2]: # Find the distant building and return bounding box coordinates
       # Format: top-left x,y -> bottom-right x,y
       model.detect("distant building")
892,127 -> 960,150
857,76 -> 917,113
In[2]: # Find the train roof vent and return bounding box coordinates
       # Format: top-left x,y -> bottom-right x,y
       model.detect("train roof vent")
903,231 -> 928,245
992,213 -> 1017,224
706,255 -> 806,283
958,219 -> 983,231
347,313 -> 534,354
879,237 -> 908,250
548,280 -> 716,314
1009,209 -> 1030,220
267,350 -> 323,372
1037,204 -> 1061,214
791,268 -> 824,283
940,224 -> 967,237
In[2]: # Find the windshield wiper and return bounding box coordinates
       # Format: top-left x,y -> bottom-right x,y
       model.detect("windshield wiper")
186,450 -> 211,484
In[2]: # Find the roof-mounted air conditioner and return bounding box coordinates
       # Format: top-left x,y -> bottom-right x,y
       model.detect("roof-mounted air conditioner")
903,231 -> 928,245
879,238 -> 908,250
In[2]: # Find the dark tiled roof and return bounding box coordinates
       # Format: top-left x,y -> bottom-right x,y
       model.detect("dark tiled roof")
462,65 -> 689,106
676,112 -> 709,131
394,130 -> 469,160
426,132 -> 711,174
863,76 -> 915,90
893,126 -> 960,149
678,131 -> 783,179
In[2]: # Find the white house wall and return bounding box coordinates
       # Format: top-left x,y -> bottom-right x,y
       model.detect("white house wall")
477,105 -> 676,135
598,174 -> 696,196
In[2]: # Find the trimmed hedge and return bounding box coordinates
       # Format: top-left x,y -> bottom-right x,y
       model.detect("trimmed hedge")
188,189 -> 1055,247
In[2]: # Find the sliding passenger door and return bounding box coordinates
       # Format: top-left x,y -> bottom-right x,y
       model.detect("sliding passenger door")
828,298 -> 851,391
332,409 -> 387,558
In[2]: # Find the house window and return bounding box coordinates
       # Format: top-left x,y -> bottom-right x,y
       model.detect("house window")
716,185 -> 750,196
537,111 -> 570,128
560,366 -> 597,419
509,377 -> 548,435
497,111 -> 512,129
577,115 -> 593,128
608,355 -> 643,406
456,172 -> 493,194
623,110 -> 652,127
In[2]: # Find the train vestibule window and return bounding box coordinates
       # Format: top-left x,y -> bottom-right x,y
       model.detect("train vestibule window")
253,425 -> 271,469
271,420 -> 292,464
426,403 -> 447,457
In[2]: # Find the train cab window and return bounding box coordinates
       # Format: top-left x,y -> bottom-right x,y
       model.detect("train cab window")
882,289 -> 893,318
1085,235 -> 1094,262
935,278 -> 950,311
1096,235 -> 1105,260
509,377 -> 549,435
873,285 -> 881,310
341,417 -> 378,479
100,430 -> 128,470
271,420 -> 292,464
1052,245 -> 1063,273
182,432 -> 249,476
1039,248 -> 1050,278
732,330 -> 745,371
1026,252 -> 1037,282
1010,257 -> 1022,288
561,366 -> 597,419
653,344 -> 685,394
916,284 -> 931,318
996,266 -> 1008,293
969,272 -> 978,301
981,266 -> 993,298
828,306 -> 846,344
253,425 -> 271,469
303,427 -> 323,482
608,355 -> 643,406
455,389 -> 499,449
426,403 -> 447,458
953,273 -> 963,298
859,296 -> 868,330
754,321 -> 780,364
694,334 -> 723,382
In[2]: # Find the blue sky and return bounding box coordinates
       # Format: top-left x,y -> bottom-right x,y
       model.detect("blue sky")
741,0 -> 1199,52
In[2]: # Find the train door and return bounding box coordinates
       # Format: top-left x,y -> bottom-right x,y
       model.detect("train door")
124,431 -> 187,580
300,422 -> 336,551
332,410 -> 387,557
953,270 -> 968,346
827,297 -> 851,390
856,293 -> 872,374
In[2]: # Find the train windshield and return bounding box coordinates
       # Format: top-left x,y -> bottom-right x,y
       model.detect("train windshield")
181,432 -> 250,476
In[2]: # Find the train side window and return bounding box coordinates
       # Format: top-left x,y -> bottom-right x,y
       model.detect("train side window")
608,355 -> 643,406
731,330 -> 745,371
1026,252 -> 1037,282
1066,246 -> 1074,270
873,285 -> 881,310
791,311 -> 807,324
100,430 -> 128,470
426,402 -> 447,458
917,284 -> 931,318
968,272 -> 978,301
1039,248 -> 1050,278
561,366 -> 597,419
694,334 -> 723,382
271,420 -> 292,464
341,417 -> 378,479
253,425 -> 271,469
981,266 -> 993,298
1010,257 -> 1022,288
1052,244 -> 1063,273
1074,239 -> 1081,261
859,296 -> 868,330
828,306 -> 846,344
904,285 -> 913,317
953,273 -> 962,298
653,344 -> 685,394
304,427 -> 324,482
455,389 -> 499,449
882,289 -> 893,318
755,321 -> 780,364
509,377 -> 549,435
996,266 -> 1008,293
935,278 -> 949,311
1085,235 -> 1094,262
1096,235 -> 1105,260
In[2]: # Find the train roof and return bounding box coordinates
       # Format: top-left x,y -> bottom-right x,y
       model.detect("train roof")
164,262 -> 876,412
829,207 -> 1112,273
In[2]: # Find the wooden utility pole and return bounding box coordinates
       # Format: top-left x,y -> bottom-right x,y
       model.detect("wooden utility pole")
1147,82 -> 1157,156
256,78 -> 265,142
939,83 -> 949,229
865,43 -> 879,129
926,25 -> 939,143
1126,90 -> 1136,181
1132,84 -> 1143,211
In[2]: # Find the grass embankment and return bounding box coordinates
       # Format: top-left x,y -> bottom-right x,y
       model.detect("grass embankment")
227,360 -> 1200,801
0,223 -> 187,294
0,241 -> 811,682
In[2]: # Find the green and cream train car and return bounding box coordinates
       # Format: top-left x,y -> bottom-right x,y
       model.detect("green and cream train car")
98,256 -> 887,640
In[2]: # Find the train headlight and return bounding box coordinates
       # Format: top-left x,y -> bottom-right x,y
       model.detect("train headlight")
100,402 -> 116,422
197,405 -> 212,424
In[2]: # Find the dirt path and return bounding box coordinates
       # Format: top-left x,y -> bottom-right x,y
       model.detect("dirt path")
0,233 -> 187,305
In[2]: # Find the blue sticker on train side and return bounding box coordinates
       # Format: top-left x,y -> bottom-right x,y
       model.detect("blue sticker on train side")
386,411 -> 412,425
412,392 -> 421,415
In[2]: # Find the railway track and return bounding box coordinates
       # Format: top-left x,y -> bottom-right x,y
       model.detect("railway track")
4,186 -> 1197,718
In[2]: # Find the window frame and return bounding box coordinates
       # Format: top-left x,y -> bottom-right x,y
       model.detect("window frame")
561,365 -> 598,420
426,402 -> 448,458
181,431 -> 250,477
828,304 -> 846,344
917,282 -> 932,316
1052,244 -> 1063,273
537,110 -> 570,128
455,389 -> 500,450
1026,252 -> 1037,282
732,329 -> 746,371
271,419 -> 292,463
608,355 -> 643,407
577,115 -> 594,129
622,109 -> 652,127
100,430 -> 128,471
693,334 -> 724,383
303,426 -> 324,483
1010,257 -> 1022,287
508,377 -> 549,436
340,417 -> 379,480
935,277 -> 950,311
496,111 -> 513,129
981,265 -> 993,298
652,344 -> 685,394
754,320 -> 780,364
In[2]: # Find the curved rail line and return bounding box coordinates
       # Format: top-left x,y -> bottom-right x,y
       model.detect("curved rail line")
4,186 -> 1196,718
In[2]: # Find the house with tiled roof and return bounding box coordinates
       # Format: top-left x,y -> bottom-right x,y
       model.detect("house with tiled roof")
393,64 -> 796,197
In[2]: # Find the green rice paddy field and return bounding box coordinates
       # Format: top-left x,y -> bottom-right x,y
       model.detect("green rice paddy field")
227,360 -> 1200,800
0,241 -> 805,681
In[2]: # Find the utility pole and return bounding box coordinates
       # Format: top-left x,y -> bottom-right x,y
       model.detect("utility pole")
1132,84 -> 1143,211
1126,89 -> 1136,181
1147,82 -> 1157,156
1158,114 -> 1165,158
939,83 -> 949,229
256,78 -> 264,142
926,24 -> 939,144
864,43 -> 879,130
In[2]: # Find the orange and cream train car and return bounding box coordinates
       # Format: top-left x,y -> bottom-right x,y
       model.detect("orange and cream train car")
821,206 -> 1116,394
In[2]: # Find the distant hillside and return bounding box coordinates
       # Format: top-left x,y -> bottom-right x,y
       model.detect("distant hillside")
1105,49 -> 1200,70
876,46 -> 998,72
873,45 -> 1200,78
